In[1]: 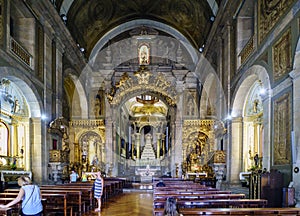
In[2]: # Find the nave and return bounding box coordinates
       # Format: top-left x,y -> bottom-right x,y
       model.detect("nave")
82,192 -> 153,216
80,182 -> 249,216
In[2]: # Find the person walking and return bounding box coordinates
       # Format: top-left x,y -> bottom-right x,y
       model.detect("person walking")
0,176 -> 43,216
93,171 -> 104,212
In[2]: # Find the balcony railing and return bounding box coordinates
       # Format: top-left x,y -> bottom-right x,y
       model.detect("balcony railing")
239,36 -> 255,65
10,37 -> 33,68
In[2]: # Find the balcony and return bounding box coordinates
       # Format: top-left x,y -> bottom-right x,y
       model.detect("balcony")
10,37 -> 33,68
239,36 -> 255,65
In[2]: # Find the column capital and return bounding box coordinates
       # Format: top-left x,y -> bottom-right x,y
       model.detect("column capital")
231,116 -> 243,123
289,70 -> 300,80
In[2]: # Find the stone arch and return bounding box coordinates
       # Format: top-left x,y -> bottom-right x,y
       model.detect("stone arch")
65,73 -> 89,119
232,65 -> 270,117
0,66 -> 44,181
0,67 -> 42,118
89,19 -> 199,65
229,65 -> 270,183
78,131 -> 104,172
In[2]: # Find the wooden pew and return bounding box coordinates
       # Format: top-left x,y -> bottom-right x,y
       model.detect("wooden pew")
179,207 -> 300,215
0,207 -> 12,216
0,197 -> 47,216
41,185 -> 93,210
4,188 -> 79,214
42,193 -> 72,216
153,198 -> 268,209
41,189 -> 84,214
154,193 -> 246,201
153,190 -> 231,195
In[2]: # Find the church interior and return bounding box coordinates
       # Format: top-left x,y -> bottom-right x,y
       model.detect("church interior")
0,0 -> 300,213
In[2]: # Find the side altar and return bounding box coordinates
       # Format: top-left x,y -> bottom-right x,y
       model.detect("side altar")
0,170 -> 32,191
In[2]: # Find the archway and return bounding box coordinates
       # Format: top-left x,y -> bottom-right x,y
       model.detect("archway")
230,65 -> 270,183
0,67 -> 44,182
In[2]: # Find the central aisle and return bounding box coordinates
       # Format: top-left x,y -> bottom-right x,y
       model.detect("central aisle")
82,191 -> 153,216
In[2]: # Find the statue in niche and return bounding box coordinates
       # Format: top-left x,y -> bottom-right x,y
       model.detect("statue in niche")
139,45 -> 149,65
187,98 -> 194,116
13,99 -> 20,113
253,99 -> 259,113
94,90 -> 102,117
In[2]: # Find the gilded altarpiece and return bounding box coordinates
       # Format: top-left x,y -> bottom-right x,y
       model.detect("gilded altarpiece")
182,120 -> 215,173
70,120 -> 106,173
273,92 -> 292,165
258,0 -> 294,43
272,29 -> 292,82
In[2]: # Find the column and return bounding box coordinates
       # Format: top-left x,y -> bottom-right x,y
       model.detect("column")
30,117 -> 43,183
156,133 -> 161,158
290,70 -> 300,204
11,121 -> 18,156
229,117 -> 243,183
162,134 -> 166,157
174,81 -> 184,177
261,89 -> 272,171
131,134 -> 135,159
136,133 -> 141,159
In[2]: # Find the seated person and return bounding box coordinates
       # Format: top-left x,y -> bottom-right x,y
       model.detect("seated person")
156,179 -> 166,187
164,197 -> 182,216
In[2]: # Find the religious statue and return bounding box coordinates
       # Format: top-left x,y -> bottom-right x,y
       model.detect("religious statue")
94,90 -> 102,117
139,45 -> 149,65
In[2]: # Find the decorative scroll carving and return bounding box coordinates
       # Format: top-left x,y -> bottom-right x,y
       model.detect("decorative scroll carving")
106,67 -> 177,106
273,92 -> 291,165
258,0 -> 294,43
49,150 -> 69,163
212,150 -> 226,163
273,29 -> 292,81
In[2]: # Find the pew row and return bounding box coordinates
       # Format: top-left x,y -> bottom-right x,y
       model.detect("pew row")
154,207 -> 300,216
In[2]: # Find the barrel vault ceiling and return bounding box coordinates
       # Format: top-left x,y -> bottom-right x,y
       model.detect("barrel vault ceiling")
52,0 -> 222,57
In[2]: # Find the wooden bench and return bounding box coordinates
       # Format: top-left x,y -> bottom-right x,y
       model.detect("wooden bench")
154,190 -> 231,195
42,193 -> 72,216
153,198 -> 268,209
0,207 -> 12,216
41,185 -> 93,210
179,207 -> 300,215
41,189 -> 84,214
0,197 -> 47,216
154,193 -> 246,201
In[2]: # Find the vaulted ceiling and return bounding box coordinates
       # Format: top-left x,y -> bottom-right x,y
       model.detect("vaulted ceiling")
52,0 -> 222,57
